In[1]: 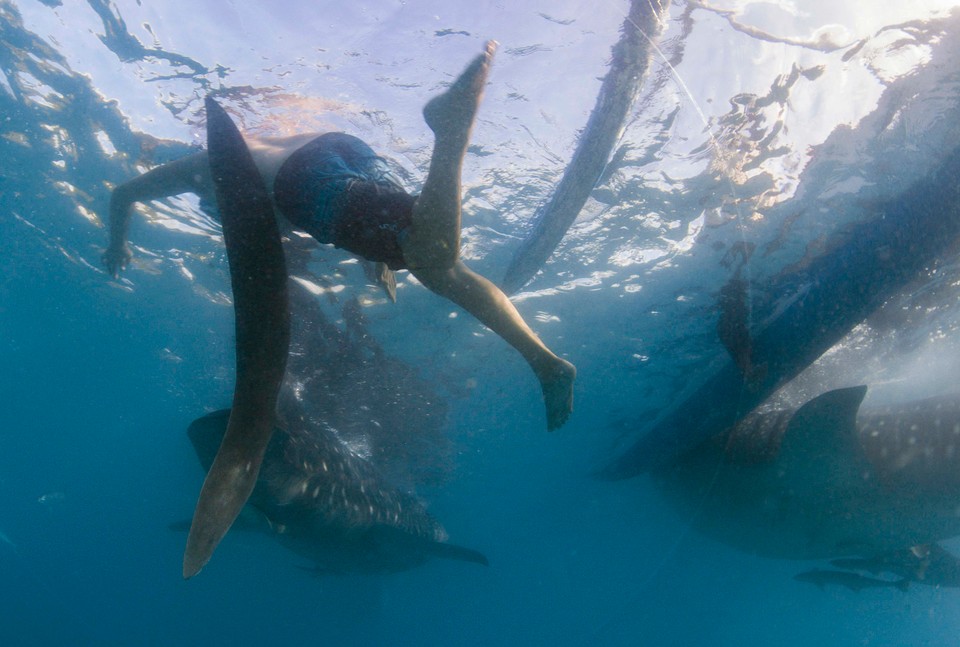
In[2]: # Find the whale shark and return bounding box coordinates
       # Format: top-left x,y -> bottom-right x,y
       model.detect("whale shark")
187,409 -> 488,574
654,385 -> 960,560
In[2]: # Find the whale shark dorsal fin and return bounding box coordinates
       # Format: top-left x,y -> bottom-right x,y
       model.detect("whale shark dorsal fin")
779,385 -> 869,490
788,385 -> 868,435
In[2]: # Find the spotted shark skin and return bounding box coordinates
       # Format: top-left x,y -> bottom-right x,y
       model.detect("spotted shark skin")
654,386 -> 960,560
188,410 -> 488,573
857,394 -> 960,495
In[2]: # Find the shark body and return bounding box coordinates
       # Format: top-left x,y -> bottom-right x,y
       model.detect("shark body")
188,410 -> 487,574
655,386 -> 960,560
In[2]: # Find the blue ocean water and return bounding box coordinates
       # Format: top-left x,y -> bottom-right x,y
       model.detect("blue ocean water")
4,0 -> 960,645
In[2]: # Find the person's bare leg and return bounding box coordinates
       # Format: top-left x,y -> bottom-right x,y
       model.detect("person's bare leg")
403,41 -> 496,268
413,261 -> 575,431
404,42 -> 575,430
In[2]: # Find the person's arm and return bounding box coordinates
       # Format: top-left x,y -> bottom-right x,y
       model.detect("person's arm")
103,151 -> 211,277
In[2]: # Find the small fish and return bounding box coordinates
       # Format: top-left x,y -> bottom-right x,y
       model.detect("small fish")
37,491 -> 65,506
831,544 -> 960,589
0,530 -> 17,552
794,568 -> 908,593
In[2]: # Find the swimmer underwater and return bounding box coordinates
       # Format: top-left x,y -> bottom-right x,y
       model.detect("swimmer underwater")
103,42 -> 576,432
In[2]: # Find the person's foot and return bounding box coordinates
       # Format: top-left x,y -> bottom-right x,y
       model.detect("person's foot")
539,357 -> 576,431
423,40 -> 497,145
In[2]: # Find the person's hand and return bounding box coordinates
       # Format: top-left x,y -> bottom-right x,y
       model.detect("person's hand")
102,243 -> 132,278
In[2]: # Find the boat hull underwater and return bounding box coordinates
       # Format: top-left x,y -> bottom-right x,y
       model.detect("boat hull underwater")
605,135 -> 960,479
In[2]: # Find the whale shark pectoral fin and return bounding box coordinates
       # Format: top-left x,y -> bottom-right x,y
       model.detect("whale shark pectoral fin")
425,541 -> 490,566
183,97 -> 290,579
779,385 -> 869,491
368,525 -> 489,568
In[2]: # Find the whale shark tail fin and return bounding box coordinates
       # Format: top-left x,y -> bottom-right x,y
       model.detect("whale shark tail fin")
183,97 -> 290,579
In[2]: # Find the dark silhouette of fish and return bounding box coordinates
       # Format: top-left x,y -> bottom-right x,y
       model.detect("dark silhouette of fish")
654,386 -> 960,560
794,569 -> 909,593
187,410 -> 488,574
832,544 -> 960,589
183,97 -> 290,578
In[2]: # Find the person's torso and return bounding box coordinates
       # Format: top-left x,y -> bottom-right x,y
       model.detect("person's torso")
271,133 -> 411,268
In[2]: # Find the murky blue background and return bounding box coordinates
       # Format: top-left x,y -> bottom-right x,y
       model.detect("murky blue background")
3,0 -> 960,644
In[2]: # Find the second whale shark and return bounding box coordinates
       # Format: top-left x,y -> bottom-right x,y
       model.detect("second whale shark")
655,385 -> 960,560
